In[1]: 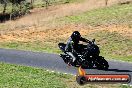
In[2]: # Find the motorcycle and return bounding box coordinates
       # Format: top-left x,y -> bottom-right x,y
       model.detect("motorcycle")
58,39 -> 109,70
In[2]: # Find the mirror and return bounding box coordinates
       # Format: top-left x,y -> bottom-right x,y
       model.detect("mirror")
92,39 -> 95,43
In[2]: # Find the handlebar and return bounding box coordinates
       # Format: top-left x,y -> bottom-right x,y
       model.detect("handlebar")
87,39 -> 95,44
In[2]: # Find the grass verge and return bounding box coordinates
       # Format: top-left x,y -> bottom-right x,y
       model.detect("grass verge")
0,62 -> 131,88
0,62 -> 67,88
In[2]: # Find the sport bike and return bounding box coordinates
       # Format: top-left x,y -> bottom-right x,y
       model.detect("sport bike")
58,39 -> 109,70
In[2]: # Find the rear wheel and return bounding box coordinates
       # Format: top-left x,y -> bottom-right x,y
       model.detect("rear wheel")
81,60 -> 93,69
95,56 -> 109,70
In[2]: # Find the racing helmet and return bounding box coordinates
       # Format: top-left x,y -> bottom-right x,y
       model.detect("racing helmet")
71,31 -> 81,42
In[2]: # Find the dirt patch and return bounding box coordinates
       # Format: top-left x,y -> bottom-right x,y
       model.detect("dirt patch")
93,25 -> 132,37
0,24 -> 131,43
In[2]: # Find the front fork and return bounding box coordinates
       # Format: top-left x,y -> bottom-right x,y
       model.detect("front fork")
60,54 -> 72,64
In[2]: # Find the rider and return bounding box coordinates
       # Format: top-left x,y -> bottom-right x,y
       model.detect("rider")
65,31 -> 89,65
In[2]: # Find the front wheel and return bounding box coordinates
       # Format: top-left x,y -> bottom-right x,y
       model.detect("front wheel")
95,56 -> 109,70
60,54 -> 72,64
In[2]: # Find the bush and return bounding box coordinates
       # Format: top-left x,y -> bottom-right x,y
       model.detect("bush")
10,1 -> 32,19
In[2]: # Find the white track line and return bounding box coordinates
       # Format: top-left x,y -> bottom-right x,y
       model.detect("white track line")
45,69 -> 75,76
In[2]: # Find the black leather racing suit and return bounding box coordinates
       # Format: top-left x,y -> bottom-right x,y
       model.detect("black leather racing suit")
65,36 -> 88,64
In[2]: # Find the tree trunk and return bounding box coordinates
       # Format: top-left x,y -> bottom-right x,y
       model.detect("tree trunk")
3,2 -> 7,13
105,0 -> 108,6
44,0 -> 50,9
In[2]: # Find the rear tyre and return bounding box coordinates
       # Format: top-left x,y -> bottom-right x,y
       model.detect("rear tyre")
81,60 -> 93,69
95,56 -> 109,70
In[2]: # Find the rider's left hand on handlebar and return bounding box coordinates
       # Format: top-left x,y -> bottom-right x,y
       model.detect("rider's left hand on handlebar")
87,40 -> 92,44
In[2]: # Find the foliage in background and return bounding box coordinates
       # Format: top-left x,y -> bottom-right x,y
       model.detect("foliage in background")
0,0 -> 83,21
32,0 -> 84,8
0,0 -> 32,21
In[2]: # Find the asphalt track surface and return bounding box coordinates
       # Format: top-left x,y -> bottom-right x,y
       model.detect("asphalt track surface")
0,48 -> 132,85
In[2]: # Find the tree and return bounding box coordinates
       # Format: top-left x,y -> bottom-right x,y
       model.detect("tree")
43,0 -> 50,9
0,0 -> 8,13
0,0 -> 32,21
30,0 -> 34,4
9,0 -> 25,12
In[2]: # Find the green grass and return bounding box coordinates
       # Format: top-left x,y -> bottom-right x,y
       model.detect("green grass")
0,62 -> 131,88
0,62 -> 68,88
0,41 -> 61,54
58,4 -> 132,26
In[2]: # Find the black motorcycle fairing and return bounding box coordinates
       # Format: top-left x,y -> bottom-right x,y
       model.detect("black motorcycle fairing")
87,43 -> 100,56
94,56 -> 109,70
58,43 -> 66,52
58,43 -> 87,54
